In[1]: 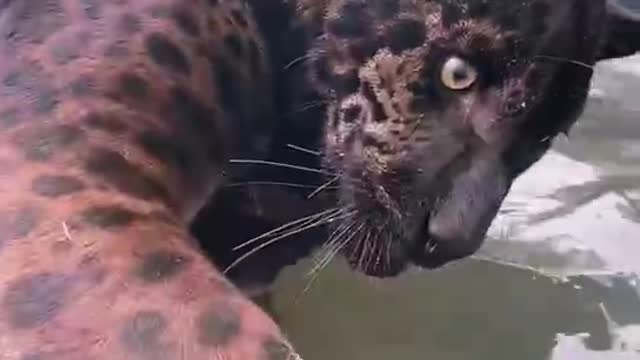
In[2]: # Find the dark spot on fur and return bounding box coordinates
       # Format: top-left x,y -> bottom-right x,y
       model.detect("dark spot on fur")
120,311 -> 167,354
2,68 -> 60,113
327,3 -> 369,38
333,70 -> 360,96
171,8 -> 199,36
118,13 -> 142,34
197,304 -> 241,347
81,0 -> 102,20
2,0 -> 69,46
15,125 -> 83,161
136,130 -> 200,182
136,250 -> 191,283
145,32 -> 191,75
343,104 -> 362,123
348,37 -> 380,63
224,33 -> 244,58
85,147 -> 170,202
32,175 -> 85,198
81,205 -> 139,229
0,206 -> 40,248
386,19 -> 426,53
84,112 -> 128,133
262,337 -> 291,360
34,89 -> 60,113
169,86 -> 224,164
117,73 -> 149,100
211,56 -> 251,139
4,71 -> 24,89
69,75 -> 98,97
372,0 -> 399,19
2,273 -> 71,329
50,43 -> 80,65
0,108 -> 20,129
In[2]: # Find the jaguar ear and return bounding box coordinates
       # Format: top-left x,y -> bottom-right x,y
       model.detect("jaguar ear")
598,0 -> 640,60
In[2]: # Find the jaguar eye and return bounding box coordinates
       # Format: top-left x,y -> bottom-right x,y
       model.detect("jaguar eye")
440,56 -> 477,90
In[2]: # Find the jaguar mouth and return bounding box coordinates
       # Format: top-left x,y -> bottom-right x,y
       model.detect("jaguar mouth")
342,178 -> 502,278
343,211 -> 450,278
337,147 -> 509,278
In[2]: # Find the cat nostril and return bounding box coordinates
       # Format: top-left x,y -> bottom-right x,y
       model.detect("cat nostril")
504,89 -> 526,115
505,99 -> 525,116
342,104 -> 362,123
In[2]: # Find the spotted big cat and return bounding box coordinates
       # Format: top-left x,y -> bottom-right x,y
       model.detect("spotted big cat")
0,0 -> 638,358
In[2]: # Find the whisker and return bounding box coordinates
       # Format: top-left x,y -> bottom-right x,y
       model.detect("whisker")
224,181 -> 337,190
309,222 -> 365,281
286,143 -> 321,156
374,237 -> 384,273
384,236 -> 392,272
363,232 -> 379,273
308,219 -> 357,277
533,55 -> 594,71
289,100 -> 327,115
307,176 -> 340,199
307,213 -> 355,269
224,209 -> 352,274
233,207 -> 341,251
347,227 -> 365,263
284,53 -> 315,70
298,221 -> 364,301
228,159 -> 335,176
357,231 -> 372,271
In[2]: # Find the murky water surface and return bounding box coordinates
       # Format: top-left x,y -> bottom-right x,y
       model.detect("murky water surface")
270,56 -> 640,359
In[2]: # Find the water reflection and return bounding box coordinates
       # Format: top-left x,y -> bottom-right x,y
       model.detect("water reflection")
271,259 -> 639,359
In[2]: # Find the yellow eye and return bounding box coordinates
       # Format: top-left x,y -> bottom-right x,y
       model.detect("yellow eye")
440,56 -> 478,90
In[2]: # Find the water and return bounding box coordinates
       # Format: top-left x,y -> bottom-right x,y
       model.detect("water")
268,56 -> 640,359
